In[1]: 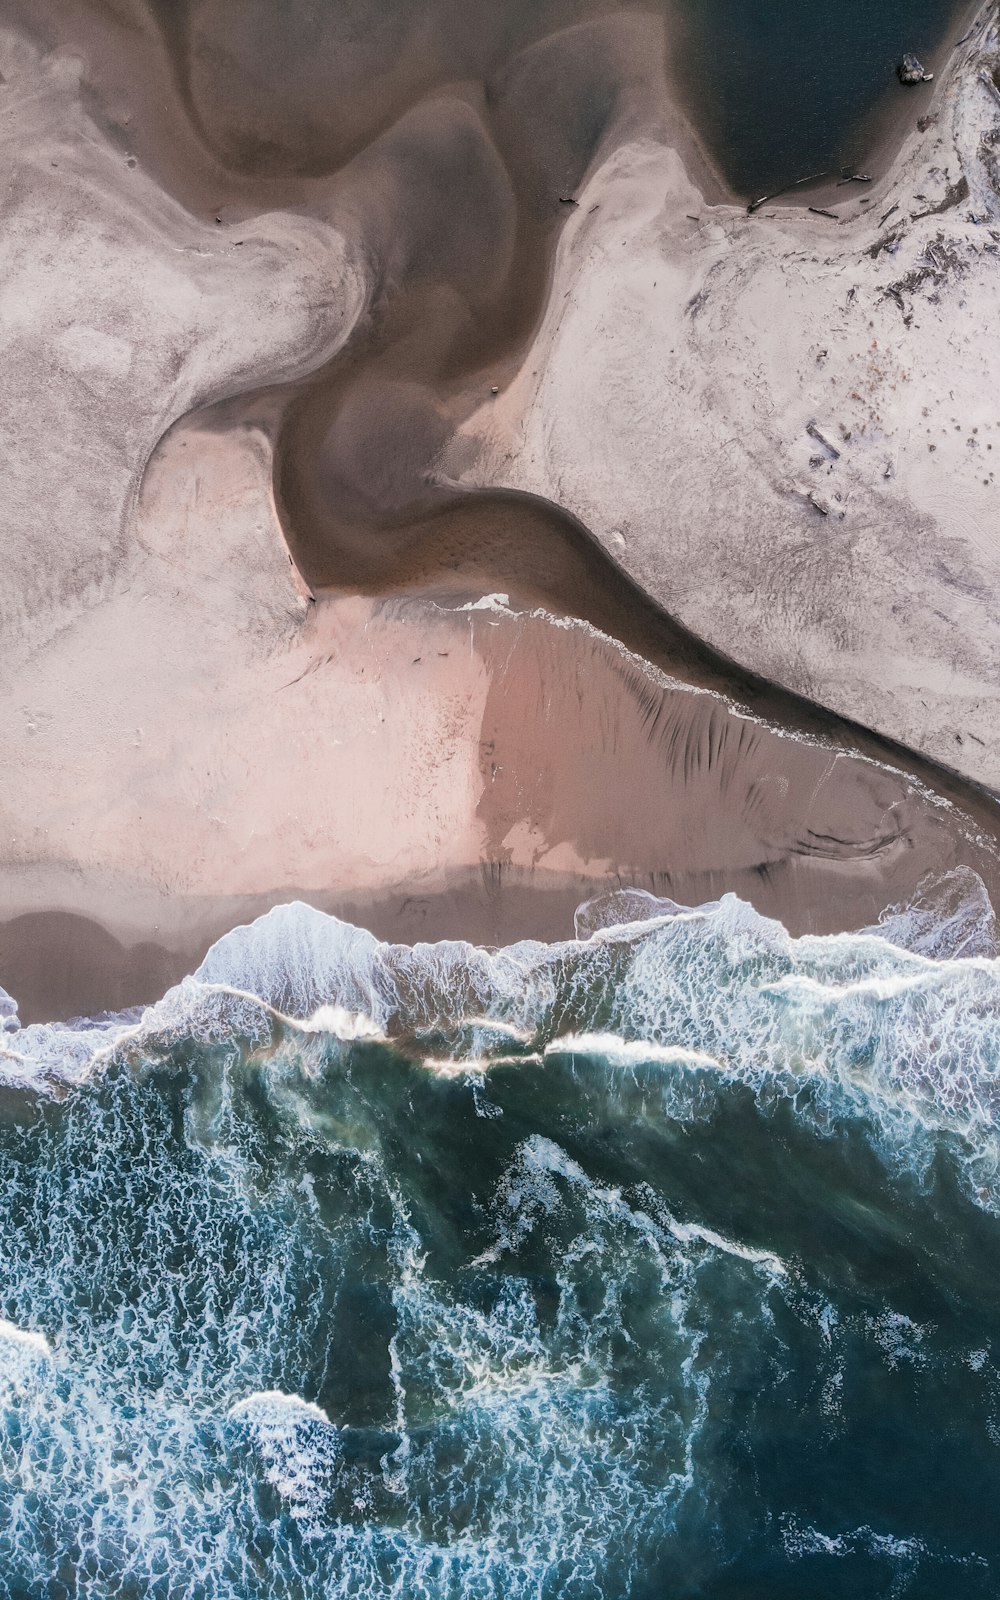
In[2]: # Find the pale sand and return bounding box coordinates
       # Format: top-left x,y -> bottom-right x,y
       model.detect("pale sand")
447,3 -> 1000,788
0,26 -> 365,660
4,406 -> 1000,1020
3,7 -> 1000,1022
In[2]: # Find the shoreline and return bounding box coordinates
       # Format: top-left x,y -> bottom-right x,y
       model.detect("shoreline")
667,0 -> 987,211
4,577 -> 1000,1025
839,0 -> 989,188
3,846 -> 998,1031
760,0 -> 992,212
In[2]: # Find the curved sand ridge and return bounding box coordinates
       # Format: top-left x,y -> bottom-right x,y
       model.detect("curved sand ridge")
2,1 -> 1000,1021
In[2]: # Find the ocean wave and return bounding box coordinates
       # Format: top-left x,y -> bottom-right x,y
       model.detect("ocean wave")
3,869 -> 1000,1211
0,1059 -> 729,1594
1,873 -> 1000,1594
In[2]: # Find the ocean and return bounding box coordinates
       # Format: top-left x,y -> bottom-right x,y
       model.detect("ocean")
3,884 -> 1000,1597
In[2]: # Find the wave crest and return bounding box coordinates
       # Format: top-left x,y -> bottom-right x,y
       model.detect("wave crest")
2,871 -> 1000,1206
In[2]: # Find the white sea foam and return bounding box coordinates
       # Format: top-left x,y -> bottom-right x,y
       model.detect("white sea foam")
0,986 -> 18,1032
2,873 -> 1000,1210
861,865 -> 1000,960
544,1031 -> 725,1072
780,1516 -> 988,1575
0,931 -> 991,1595
297,1004 -> 383,1039
634,1185 -> 787,1277
229,1389 -> 334,1427
0,1316 -> 52,1398
574,887 -> 720,940
455,591 -> 511,612
230,1391 -> 340,1531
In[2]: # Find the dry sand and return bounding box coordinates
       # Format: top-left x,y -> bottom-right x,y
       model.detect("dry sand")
2,2 -> 1000,1022
449,3 -> 1000,788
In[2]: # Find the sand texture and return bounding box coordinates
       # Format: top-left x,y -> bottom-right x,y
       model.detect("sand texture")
2,0 -> 1000,1019
450,5 -> 1000,787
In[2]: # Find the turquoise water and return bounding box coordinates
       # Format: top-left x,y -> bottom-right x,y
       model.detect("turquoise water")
2,884 -> 1000,1597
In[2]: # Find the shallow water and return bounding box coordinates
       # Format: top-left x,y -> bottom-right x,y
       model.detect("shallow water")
2,882 -> 1000,1596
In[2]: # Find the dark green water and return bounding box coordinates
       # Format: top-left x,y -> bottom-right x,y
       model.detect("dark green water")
2,889 -> 1000,1597
673,0 -> 968,194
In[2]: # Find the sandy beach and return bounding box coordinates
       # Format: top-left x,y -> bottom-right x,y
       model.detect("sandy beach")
450,3 -> 1000,784
2,0 -> 1000,1021
3,397 -> 998,1021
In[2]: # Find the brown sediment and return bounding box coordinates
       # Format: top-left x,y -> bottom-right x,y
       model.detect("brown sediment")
470,609 -> 1000,911
2,0 -> 962,611
453,0 -> 1000,784
0,913 -> 183,1027
263,11 -> 721,595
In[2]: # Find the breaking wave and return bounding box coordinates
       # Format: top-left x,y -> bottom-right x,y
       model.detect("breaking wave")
1,869 -> 1000,1595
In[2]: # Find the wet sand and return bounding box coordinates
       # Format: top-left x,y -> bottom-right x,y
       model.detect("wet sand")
3,447 -> 1000,1025
2,0 -> 1000,1023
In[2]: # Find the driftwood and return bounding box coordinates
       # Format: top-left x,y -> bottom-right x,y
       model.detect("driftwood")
879,203 -> 900,226
837,172 -> 873,186
747,170 -> 833,214
910,174 -> 969,221
806,421 -> 841,459
882,286 -> 913,326
808,206 -> 839,220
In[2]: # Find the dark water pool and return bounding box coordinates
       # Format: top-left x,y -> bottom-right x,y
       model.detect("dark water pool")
670,0 -> 970,194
